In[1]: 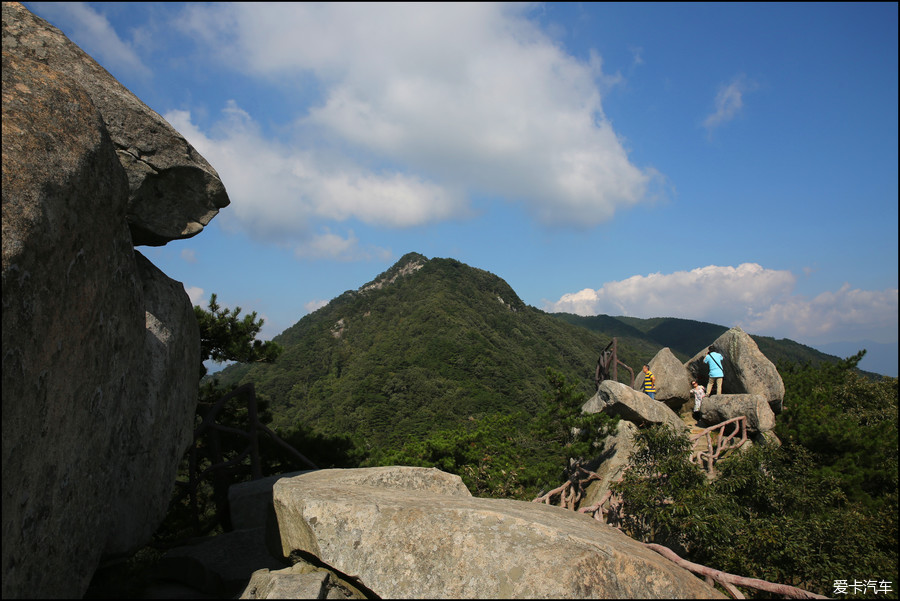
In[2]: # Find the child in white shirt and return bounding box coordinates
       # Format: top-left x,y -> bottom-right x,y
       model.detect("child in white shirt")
690,381 -> 706,413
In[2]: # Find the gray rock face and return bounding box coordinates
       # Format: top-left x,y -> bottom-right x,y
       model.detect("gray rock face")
581,420 -> 639,509
585,380 -> 688,434
241,564 -> 367,600
698,394 -> 776,433
686,327 -> 785,405
2,3 -> 219,597
273,467 -> 721,599
2,1 -> 229,246
646,347 -> 693,405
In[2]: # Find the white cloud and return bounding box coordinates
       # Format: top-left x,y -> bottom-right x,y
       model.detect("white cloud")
165,105 -> 465,258
703,75 -> 757,133
293,229 -> 391,262
29,2 -> 151,79
743,284 -> 899,344
171,3 -> 656,231
180,249 -> 197,263
545,265 -> 899,345
185,286 -> 205,308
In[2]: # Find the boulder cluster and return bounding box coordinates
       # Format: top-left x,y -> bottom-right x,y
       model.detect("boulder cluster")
580,327 -> 785,508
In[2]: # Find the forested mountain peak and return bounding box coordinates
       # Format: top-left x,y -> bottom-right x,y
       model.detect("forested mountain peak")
217,253 -> 623,450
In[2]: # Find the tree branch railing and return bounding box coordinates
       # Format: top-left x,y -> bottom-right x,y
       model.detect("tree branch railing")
174,382 -> 318,535
689,416 -> 748,477
533,465 -> 601,511
534,421 -> 824,599
642,543 -> 828,599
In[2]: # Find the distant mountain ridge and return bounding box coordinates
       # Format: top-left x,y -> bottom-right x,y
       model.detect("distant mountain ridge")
214,253 -> 871,455
553,313 -> 860,373
815,339 -> 898,378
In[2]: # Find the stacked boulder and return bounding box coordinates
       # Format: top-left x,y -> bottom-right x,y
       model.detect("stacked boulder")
581,327 -> 785,506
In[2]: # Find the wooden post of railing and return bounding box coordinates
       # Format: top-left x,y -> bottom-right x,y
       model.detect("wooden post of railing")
596,338 -> 636,389
611,338 -> 618,384
689,416 -> 748,477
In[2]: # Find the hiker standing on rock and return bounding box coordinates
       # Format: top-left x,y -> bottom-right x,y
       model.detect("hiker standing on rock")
704,346 -> 725,395
641,364 -> 657,400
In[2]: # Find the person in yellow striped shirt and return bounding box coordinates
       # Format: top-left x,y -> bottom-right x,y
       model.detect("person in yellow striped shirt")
641,364 -> 657,400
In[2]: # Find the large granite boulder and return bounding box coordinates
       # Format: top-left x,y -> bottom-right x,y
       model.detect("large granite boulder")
637,347 -> 693,409
698,394 -> 776,434
584,380 -> 688,434
2,1 -> 229,246
580,420 -> 639,510
2,3 -> 227,597
272,467 -> 721,599
685,327 -> 785,408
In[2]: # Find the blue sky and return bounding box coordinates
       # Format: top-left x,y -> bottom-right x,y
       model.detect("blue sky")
25,2 -> 898,376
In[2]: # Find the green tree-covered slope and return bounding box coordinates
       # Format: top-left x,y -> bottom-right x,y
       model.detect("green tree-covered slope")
215,254 -> 645,453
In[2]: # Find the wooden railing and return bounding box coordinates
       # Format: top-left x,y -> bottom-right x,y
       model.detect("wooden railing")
689,416 -> 748,477
595,338 -> 635,388
175,382 -> 317,534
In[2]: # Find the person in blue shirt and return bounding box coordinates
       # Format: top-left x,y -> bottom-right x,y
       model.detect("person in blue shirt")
703,346 -> 725,395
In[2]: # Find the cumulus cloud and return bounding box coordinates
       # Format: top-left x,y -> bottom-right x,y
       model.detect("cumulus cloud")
293,229 -> 392,262
28,2 -> 151,79
743,284 -> 899,344
703,75 -> 757,134
545,265 -> 898,345
170,2 -> 656,232
165,105 -> 465,258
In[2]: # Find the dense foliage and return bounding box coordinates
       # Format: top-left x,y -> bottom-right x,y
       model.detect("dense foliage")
612,355 -> 898,598
195,293 -> 283,376
776,351 -> 899,508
